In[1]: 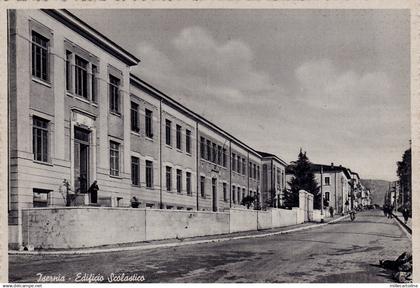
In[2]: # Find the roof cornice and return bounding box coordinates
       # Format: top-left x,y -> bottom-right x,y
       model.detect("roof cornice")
42,9 -> 140,66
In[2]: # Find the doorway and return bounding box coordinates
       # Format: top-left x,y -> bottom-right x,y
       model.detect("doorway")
74,127 -> 90,194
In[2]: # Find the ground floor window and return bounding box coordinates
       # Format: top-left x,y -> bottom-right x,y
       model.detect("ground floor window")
131,156 -> 140,186
146,160 -> 153,188
110,141 -> 120,176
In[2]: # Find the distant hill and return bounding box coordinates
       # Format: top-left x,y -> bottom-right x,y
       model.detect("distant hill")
361,179 -> 390,205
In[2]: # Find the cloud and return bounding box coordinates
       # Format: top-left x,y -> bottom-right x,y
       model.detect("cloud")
295,59 -> 395,110
133,26 -> 280,105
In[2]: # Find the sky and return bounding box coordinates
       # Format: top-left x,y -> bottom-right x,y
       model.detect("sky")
72,9 -> 410,181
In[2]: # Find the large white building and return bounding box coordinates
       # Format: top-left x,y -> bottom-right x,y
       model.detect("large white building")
7,9 -> 288,249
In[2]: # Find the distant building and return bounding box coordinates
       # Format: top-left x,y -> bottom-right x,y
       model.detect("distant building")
286,163 -> 352,215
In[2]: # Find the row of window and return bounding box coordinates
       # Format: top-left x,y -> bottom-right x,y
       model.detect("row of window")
131,102 -> 153,138
165,167 -> 192,195
32,32 -> 122,114
199,137 -> 227,167
165,120 -> 192,154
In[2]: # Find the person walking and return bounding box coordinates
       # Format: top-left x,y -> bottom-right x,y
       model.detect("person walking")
329,206 -> 334,218
383,205 -> 388,217
402,206 -> 410,225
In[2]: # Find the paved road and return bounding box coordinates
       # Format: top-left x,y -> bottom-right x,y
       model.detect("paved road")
9,210 -> 411,283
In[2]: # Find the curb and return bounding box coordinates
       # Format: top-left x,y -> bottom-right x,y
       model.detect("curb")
391,213 -> 412,240
9,215 -> 349,256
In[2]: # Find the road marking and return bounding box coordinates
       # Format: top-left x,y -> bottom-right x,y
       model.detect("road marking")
9,215 -> 349,256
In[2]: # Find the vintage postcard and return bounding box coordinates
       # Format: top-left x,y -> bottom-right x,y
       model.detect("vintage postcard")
0,0 -> 418,285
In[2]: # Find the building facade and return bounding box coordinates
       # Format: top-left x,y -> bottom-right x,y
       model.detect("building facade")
7,9 -> 288,248
286,163 -> 353,215
260,152 -> 287,208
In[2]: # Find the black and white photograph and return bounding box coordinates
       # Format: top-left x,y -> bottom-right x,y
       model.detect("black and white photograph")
4,4 -> 416,284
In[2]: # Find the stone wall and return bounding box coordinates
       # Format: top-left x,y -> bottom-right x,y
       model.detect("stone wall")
145,209 -> 230,241
21,197 -> 315,249
272,208 -> 298,227
229,208 -> 258,233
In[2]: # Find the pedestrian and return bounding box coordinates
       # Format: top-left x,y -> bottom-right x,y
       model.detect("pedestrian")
388,205 -> 394,219
383,205 -> 388,217
88,180 -> 99,204
329,206 -> 334,218
402,206 -> 409,224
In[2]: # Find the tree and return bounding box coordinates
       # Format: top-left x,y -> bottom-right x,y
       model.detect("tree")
284,149 -> 321,209
241,195 -> 255,209
397,147 -> 411,210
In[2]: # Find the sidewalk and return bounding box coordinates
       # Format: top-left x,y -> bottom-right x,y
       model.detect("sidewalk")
393,212 -> 412,230
10,215 -> 348,256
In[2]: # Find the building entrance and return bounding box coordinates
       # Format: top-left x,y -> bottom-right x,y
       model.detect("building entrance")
74,127 -> 90,194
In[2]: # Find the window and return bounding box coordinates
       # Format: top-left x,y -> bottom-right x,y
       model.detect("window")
166,166 -> 172,191
110,141 -> 120,176
325,176 -> 330,186
75,55 -> 88,98
186,130 -> 191,154
145,109 -> 153,138
238,189 -> 241,204
253,164 -> 257,179
257,166 -> 260,181
232,185 -> 236,203
176,169 -> 182,193
212,143 -> 217,163
176,125 -> 182,150
249,162 -> 252,177
206,140 -> 211,161
277,169 -> 281,187
200,137 -> 205,159
33,116 -> 49,162
242,188 -> 246,203
232,153 -> 236,171
66,50 -> 72,92
237,157 -> 240,174
32,31 -> 49,82
325,192 -> 330,201
130,102 -> 139,132
33,189 -> 50,207
217,145 -> 222,165
131,156 -> 140,186
242,159 -> 246,175
186,172 -> 192,195
146,160 -> 153,188
200,176 -> 206,198
109,75 -> 120,114
222,148 -> 227,167
165,119 -> 172,146
223,183 -> 227,202
91,65 -> 98,103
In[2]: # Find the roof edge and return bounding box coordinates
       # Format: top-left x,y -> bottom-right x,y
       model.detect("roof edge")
42,9 -> 140,66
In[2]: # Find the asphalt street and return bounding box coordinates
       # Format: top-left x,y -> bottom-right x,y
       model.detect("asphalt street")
9,209 -> 411,283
